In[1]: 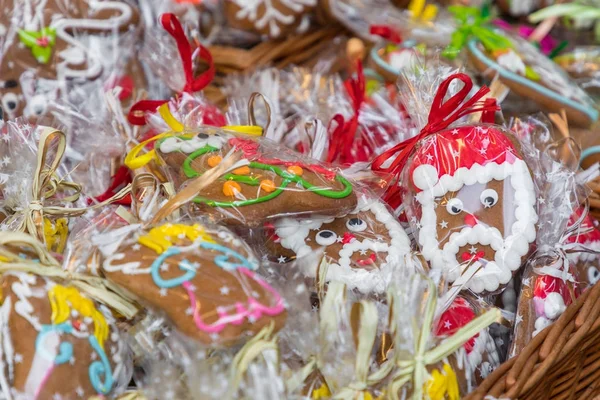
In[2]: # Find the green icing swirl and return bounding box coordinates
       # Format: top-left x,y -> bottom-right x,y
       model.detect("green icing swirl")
182,146 -> 353,207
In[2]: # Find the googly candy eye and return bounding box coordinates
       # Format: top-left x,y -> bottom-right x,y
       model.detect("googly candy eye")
316,230 -> 337,246
480,189 -> 499,208
588,267 -> 600,285
346,218 -> 367,232
26,94 -> 48,117
446,198 -> 464,215
2,92 -> 19,112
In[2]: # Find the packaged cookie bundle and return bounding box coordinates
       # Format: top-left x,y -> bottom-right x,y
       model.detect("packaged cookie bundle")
0,0 -> 143,121
374,68 -> 538,295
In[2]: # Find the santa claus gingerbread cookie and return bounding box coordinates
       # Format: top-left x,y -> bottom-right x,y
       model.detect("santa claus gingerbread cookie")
148,131 -> 357,227
265,195 -> 411,294
95,223 -> 287,346
0,0 -> 140,120
567,207 -> 600,289
0,271 -> 129,399
406,124 -> 538,294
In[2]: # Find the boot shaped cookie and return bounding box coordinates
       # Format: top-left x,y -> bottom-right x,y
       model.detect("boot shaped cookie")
97,223 -> 287,346
405,124 -> 538,294
155,131 -> 357,226
0,0 -> 140,120
265,194 -> 411,294
0,271 -> 129,399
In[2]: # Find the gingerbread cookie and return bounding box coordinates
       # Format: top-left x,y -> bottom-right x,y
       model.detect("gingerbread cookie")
406,125 -> 538,294
155,131 -> 357,226
224,0 -> 316,39
435,297 -> 500,391
464,30 -> 598,127
0,0 -> 140,120
370,43 -> 422,83
96,223 -> 287,346
266,195 -> 411,294
567,207 -> 600,290
0,272 -> 128,399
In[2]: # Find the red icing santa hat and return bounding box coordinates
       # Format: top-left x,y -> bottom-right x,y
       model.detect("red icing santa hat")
435,297 -> 478,353
408,125 -> 521,193
567,207 -> 600,245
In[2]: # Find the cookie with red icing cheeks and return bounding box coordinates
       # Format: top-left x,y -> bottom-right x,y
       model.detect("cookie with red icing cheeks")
155,131 -> 357,227
265,195 -> 411,294
95,223 -> 287,346
566,207 -> 600,289
406,124 -> 538,294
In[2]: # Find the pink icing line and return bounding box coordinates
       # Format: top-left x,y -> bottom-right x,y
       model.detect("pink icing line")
182,268 -> 285,334
35,364 -> 55,399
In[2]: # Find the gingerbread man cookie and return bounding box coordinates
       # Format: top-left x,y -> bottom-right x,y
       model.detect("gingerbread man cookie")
154,131 -> 357,226
96,223 -> 287,346
0,272 -> 129,399
266,195 -> 411,294
406,125 -> 538,294
0,0 -> 140,120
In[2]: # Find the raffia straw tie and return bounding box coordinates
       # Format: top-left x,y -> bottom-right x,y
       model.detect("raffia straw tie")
388,279 -> 501,400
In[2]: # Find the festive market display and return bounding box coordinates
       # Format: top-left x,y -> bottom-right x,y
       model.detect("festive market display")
0,0 -> 598,398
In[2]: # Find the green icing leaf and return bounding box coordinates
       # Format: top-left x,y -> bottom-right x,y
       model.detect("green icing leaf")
17,28 -> 56,65
524,66 -> 541,81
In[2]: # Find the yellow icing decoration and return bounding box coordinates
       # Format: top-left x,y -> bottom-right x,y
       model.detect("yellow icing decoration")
49,285 -> 109,349
311,383 -> 331,399
223,181 -> 242,197
425,363 -> 459,400
408,0 -> 438,22
139,224 -> 215,254
43,217 -> 68,253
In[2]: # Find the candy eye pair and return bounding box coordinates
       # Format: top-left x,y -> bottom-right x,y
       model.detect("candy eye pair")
446,189 -> 499,215
315,218 -> 367,246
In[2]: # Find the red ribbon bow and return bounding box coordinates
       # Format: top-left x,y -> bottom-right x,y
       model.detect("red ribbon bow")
369,25 -> 403,44
127,13 -> 216,126
326,61 -> 366,163
371,73 -> 498,179
88,165 -> 132,206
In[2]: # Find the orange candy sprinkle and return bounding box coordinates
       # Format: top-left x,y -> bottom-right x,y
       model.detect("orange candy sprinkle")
222,181 -> 241,197
207,155 -> 222,167
287,165 -> 303,176
260,180 -> 276,193
232,166 -> 251,175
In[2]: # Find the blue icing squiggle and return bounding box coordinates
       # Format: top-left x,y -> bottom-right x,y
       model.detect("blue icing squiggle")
88,335 -> 113,394
35,322 -> 74,364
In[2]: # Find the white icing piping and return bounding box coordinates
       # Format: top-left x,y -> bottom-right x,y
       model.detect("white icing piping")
416,159 -> 537,293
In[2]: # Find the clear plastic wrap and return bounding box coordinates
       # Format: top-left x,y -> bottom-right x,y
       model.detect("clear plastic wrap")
93,221 -> 287,346
0,271 -> 132,399
554,46 -> 600,97
0,0 -> 143,121
566,206 -> 600,290
263,191 -> 412,295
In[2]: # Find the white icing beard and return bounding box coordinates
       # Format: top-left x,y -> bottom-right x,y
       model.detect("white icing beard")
159,133 -> 228,153
455,328 -> 499,390
416,160 -> 537,293
274,200 -> 411,294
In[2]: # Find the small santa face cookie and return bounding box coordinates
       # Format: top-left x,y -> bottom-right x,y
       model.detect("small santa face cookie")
97,223 -> 287,346
434,297 -> 500,393
155,132 -> 357,227
224,0 -> 316,39
567,208 -> 600,289
407,125 -> 538,294
466,33 -> 598,128
0,272 -> 128,399
266,196 -> 411,294
0,0 -> 140,120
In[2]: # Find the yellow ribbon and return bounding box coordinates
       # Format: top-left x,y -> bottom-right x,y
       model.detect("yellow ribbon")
387,279 -> 500,399
408,0 -> 438,22
125,104 -> 262,170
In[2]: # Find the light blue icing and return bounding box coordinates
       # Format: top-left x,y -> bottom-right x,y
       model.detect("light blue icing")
150,240 -> 256,289
88,335 -> 113,394
466,38 -> 599,124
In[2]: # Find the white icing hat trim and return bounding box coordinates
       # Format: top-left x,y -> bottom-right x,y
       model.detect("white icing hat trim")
416,159 -> 537,293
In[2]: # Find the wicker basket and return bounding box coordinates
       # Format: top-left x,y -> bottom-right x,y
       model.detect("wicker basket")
466,281 -> 600,399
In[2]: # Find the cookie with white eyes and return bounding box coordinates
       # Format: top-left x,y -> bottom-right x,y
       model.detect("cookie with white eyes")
406,125 -> 538,294
566,207 -> 600,290
0,0 -> 141,120
265,196 -> 411,294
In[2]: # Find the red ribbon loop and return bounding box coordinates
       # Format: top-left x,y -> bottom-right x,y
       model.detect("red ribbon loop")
127,13 -> 215,125
326,61 -> 365,163
371,73 -> 497,177
370,25 -> 403,44
89,165 -> 132,206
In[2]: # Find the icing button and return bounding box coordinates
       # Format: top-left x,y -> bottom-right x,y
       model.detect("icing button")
260,180 -> 276,193
286,166 -> 303,176
223,181 -> 241,197
207,155 -> 222,167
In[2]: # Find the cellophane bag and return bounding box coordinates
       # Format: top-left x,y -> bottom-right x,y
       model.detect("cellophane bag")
126,113 -> 362,227
509,115 -> 588,356
92,220 -> 288,347
394,66 -> 539,296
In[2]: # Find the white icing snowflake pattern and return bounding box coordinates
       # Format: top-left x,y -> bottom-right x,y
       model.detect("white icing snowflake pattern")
230,0 -> 316,38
